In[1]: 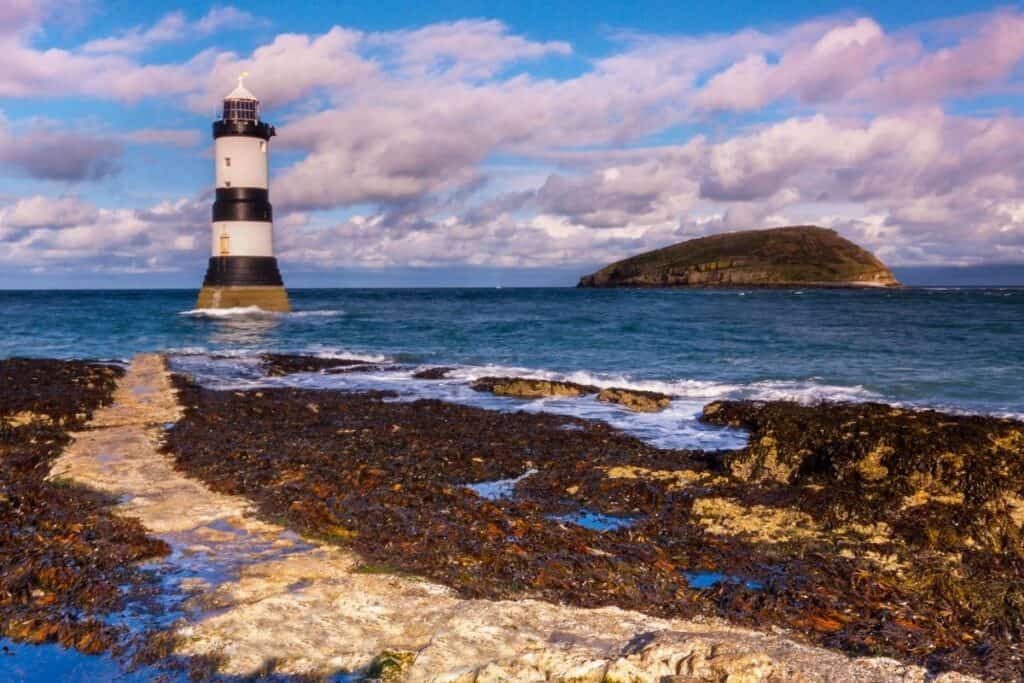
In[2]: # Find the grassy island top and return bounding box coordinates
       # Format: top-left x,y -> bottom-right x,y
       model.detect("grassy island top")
578,225 -> 901,288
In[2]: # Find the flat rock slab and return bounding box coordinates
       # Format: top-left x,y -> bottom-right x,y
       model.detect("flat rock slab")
50,354 -> 977,682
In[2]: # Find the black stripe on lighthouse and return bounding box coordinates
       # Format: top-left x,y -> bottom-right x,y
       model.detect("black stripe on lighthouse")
212,188 -> 273,222
212,120 -> 276,140
203,256 -> 284,286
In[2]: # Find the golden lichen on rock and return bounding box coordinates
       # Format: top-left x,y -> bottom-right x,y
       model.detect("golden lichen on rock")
578,226 -> 901,288
366,649 -> 417,682
471,377 -> 599,399
604,465 -> 716,491
596,388 -> 671,412
471,377 -> 673,412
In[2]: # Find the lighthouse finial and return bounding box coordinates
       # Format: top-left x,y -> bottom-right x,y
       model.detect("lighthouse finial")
238,71 -> 248,88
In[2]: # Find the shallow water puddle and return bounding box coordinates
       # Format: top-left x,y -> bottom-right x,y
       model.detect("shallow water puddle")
465,468 -> 538,500
549,509 -> 639,532
683,570 -> 764,590
0,639 -> 165,683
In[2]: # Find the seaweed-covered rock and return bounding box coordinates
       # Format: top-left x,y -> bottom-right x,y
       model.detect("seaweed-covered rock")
471,376 -> 599,399
597,388 -> 672,412
700,400 -> 1024,502
0,359 -> 169,656
412,367 -> 456,380
262,353 -> 373,376
162,368 -> 1024,678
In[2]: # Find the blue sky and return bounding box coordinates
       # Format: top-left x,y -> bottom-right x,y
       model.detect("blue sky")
1,1 -> 1023,287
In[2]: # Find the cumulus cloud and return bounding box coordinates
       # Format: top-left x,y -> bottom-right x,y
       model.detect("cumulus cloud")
693,11 -> 1024,111
81,6 -> 262,54
0,119 -> 122,181
527,110 -> 1024,264
0,195 -> 205,269
369,19 -> 571,79
119,128 -> 203,146
3,8 -> 1024,275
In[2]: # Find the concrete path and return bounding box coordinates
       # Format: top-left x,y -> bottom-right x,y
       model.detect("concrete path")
50,354 -> 975,682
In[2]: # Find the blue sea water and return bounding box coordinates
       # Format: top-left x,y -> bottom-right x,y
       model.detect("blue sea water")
1,288 -> 1021,437
0,287 -> 1020,677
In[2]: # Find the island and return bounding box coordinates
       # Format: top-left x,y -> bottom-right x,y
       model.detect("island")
577,225 -> 901,288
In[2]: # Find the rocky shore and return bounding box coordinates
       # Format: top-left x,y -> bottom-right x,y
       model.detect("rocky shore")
0,359 -> 168,656
161,358 -> 1022,679
1,353 -> 1019,680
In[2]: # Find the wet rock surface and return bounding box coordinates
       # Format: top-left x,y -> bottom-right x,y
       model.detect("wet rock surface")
163,373 -> 1023,679
262,353 -> 374,376
48,355 -> 947,681
471,376 -> 673,412
0,359 -> 169,656
412,367 -> 456,380
471,376 -> 600,398
597,387 -> 672,412
699,399 -> 1024,674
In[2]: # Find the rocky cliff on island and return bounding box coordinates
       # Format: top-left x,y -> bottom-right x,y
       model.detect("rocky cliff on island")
578,225 -> 901,288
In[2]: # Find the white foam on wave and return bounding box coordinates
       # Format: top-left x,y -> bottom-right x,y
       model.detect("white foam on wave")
286,310 -> 345,318
164,346 -> 210,356
171,351 -> 1023,453
744,379 -> 882,404
180,306 -> 275,318
447,364 -> 741,399
179,307 -> 344,319
171,356 -> 749,451
304,343 -> 391,364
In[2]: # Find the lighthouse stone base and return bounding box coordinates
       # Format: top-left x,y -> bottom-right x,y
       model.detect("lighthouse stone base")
196,285 -> 290,312
197,255 -> 290,312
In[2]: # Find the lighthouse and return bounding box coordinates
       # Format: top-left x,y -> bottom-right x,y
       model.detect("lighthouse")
196,74 -> 289,312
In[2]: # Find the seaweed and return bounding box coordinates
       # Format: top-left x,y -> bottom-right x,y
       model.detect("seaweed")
0,359 -> 169,657
162,374 -> 1024,677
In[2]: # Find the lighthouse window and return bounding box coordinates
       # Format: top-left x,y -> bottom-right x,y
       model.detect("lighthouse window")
224,157 -> 231,167
223,99 -> 257,122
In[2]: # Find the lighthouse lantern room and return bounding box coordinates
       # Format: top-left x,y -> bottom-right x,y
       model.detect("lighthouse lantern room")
196,74 -> 290,312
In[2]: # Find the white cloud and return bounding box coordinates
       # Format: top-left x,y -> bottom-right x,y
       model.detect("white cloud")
2,9 -> 1024,275
81,6 -> 263,55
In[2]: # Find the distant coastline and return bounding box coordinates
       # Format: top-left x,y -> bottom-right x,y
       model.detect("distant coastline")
1,263 -> 1024,290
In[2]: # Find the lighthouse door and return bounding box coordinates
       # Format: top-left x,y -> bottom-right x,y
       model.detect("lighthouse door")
219,232 -> 230,256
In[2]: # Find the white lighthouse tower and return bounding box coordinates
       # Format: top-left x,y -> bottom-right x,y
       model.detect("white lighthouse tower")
196,74 -> 289,312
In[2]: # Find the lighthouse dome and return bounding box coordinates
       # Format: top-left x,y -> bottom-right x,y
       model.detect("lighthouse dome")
222,73 -> 259,122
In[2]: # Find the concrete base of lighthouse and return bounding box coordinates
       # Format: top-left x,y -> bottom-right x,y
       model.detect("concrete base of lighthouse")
197,256 -> 290,312
196,285 -> 290,312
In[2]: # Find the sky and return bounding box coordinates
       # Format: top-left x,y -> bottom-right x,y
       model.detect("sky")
1,0 -> 1023,288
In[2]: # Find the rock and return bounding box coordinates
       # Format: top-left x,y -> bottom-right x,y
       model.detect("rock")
9,411 -> 53,427
471,376 -> 599,399
262,353 -> 372,376
578,226 -> 901,288
367,649 -> 417,682
0,358 -> 166,660
413,367 -> 456,380
597,388 -> 671,412
162,367 -> 1022,679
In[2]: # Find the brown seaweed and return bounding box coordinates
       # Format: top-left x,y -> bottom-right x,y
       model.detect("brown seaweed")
163,375 -> 1024,678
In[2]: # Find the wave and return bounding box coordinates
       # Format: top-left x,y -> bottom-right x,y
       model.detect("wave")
179,306 -> 277,319
286,310 -> 345,318
446,364 -> 742,398
745,380 -> 881,404
179,307 -> 344,319
164,349 -> 1021,452
303,343 -> 391,364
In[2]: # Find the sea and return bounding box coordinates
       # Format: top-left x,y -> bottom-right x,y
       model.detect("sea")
1,287 -> 1021,451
